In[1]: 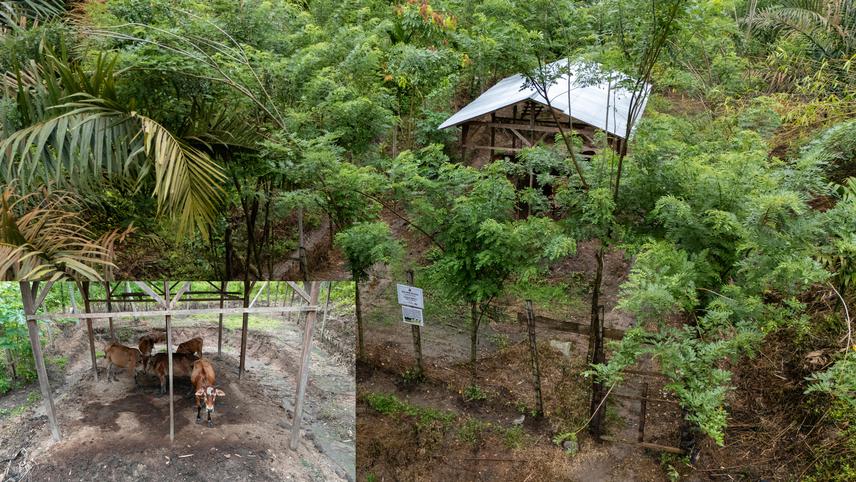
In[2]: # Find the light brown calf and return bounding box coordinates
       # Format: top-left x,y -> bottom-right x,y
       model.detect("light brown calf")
191,358 -> 225,426
104,342 -> 142,385
150,352 -> 199,395
177,337 -> 203,356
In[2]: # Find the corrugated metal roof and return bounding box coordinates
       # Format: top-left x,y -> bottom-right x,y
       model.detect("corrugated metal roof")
438,59 -> 650,139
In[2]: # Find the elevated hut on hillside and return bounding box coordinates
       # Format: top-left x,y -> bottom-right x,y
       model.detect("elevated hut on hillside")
438,59 -> 651,163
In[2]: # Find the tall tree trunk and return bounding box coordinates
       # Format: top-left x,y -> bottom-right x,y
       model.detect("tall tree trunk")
224,213 -> 234,280
5,349 -> 17,381
355,276 -> 364,360
588,245 -> 606,440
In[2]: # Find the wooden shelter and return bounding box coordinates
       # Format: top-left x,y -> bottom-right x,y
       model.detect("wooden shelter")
18,280 -> 328,449
438,59 -> 651,162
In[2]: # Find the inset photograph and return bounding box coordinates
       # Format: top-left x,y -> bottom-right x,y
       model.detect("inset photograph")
0,281 -> 355,481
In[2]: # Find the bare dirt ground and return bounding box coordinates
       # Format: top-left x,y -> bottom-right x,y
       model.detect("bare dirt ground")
0,308 -> 355,482
357,238 -> 682,481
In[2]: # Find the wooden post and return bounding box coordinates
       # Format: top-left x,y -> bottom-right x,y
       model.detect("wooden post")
218,280 -> 225,359
80,281 -> 98,382
511,105 -> 518,150
489,112 -> 496,160
407,270 -> 423,376
461,123 -> 469,163
104,282 -> 114,340
239,279 -> 252,378
126,282 -> 139,321
638,382 -> 648,443
164,282 -> 174,442
529,100 -> 535,146
289,282 -> 321,450
287,288 -> 297,323
19,282 -> 61,442
524,300 -> 544,417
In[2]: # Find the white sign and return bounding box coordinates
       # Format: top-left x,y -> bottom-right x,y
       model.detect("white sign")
396,284 -> 424,309
401,305 -> 424,326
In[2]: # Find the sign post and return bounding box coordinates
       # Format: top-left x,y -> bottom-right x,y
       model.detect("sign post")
399,274 -> 424,375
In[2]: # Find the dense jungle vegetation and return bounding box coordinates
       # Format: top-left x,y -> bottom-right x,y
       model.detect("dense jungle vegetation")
0,0 -> 854,478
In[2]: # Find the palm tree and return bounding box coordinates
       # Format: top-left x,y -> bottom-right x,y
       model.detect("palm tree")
0,52 -> 228,238
0,184 -> 129,280
751,0 -> 856,60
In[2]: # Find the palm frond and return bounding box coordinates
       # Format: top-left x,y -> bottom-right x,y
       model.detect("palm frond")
752,0 -> 856,58
138,115 -> 226,239
1,53 -> 228,238
0,0 -> 64,30
0,185 -> 124,281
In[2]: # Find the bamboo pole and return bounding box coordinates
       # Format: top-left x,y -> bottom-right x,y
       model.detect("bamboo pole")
289,282 -> 321,450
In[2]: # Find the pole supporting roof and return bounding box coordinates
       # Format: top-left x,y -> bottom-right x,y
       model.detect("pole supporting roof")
438,59 -> 651,139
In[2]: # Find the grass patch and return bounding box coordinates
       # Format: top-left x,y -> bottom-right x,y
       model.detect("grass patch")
488,333 -> 510,350
501,425 -> 525,449
180,313 -> 286,332
462,384 -> 488,402
458,417 -> 490,447
0,390 -> 42,419
363,392 -> 455,429
48,356 -> 68,370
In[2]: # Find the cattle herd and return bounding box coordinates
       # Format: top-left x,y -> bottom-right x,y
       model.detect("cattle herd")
102,332 -> 225,427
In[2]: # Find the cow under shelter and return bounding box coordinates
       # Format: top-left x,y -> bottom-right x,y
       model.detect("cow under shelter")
2,280 -> 354,481
439,58 -> 651,163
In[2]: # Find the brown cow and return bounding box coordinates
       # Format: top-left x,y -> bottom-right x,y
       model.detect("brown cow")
177,337 -> 203,356
150,352 -> 199,395
104,342 -> 142,385
138,331 -> 168,372
191,358 -> 225,426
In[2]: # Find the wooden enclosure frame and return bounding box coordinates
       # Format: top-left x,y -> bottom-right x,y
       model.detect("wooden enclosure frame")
514,308 -> 685,455
18,280 -> 328,450
458,99 -> 609,163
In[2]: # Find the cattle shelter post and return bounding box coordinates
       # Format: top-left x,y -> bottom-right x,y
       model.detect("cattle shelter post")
289,281 -> 321,450
218,280 -> 225,359
80,281 -> 98,382
164,281 -> 174,442
104,281 -> 114,340
20,281 -> 61,442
